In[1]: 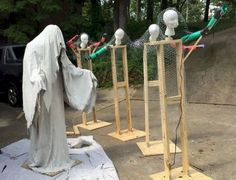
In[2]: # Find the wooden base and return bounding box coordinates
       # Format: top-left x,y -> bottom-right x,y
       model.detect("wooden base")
136,140 -> 181,156
108,128 -> 145,141
150,167 -> 212,180
22,160 -> 81,177
77,120 -> 112,130
66,125 -> 80,135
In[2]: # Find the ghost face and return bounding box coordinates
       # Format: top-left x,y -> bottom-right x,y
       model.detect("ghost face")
163,10 -> 179,37
80,33 -> 88,49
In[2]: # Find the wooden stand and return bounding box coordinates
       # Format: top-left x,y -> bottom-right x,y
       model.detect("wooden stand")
141,40 -> 212,180
66,125 -> 80,135
108,45 -> 145,141
73,47 -> 111,131
137,41 -> 181,156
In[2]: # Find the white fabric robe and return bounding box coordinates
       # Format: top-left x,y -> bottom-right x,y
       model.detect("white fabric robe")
22,25 -> 97,173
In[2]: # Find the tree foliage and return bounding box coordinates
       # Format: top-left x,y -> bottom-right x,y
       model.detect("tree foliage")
0,0 -> 234,87
1,0 -> 231,44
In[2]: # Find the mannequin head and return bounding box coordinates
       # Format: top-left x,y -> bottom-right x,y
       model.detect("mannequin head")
163,9 -> 178,38
80,33 -> 89,49
148,24 -> 160,42
114,28 -> 125,46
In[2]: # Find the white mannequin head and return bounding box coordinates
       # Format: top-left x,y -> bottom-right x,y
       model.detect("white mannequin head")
163,9 -> 178,38
148,24 -> 160,42
114,28 -> 125,46
80,33 -> 88,49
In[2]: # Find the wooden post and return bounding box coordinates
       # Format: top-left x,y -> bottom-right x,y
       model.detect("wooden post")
122,47 -> 132,131
137,41 -> 181,156
108,45 -> 145,141
157,44 -> 171,179
76,49 -> 82,68
76,48 -> 91,126
176,41 -> 190,177
74,47 -> 112,130
149,39 -> 212,180
111,47 -> 121,135
143,44 -> 150,146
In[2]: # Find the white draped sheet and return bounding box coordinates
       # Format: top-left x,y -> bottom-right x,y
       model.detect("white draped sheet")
22,25 -> 97,174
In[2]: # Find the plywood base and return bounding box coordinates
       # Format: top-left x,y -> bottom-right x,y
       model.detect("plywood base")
77,120 -> 112,130
66,125 -> 80,135
150,167 -> 212,180
108,128 -> 145,141
22,160 -> 81,177
137,140 -> 181,156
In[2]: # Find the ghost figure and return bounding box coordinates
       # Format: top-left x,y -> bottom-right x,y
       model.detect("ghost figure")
80,33 -> 89,49
23,25 -> 97,174
148,24 -> 160,42
163,9 -> 179,38
114,28 -> 125,46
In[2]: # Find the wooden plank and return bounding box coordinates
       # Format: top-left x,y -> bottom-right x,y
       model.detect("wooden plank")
22,160 -> 81,177
122,47 -> 132,131
143,44 -> 150,145
166,95 -> 181,104
82,112 -> 87,125
108,128 -> 145,141
176,41 -> 190,176
148,80 -> 159,87
183,36 -> 202,62
92,107 -> 97,123
77,120 -> 112,130
77,47 -> 91,51
111,47 -> 121,134
66,131 -> 75,135
73,125 -> 80,135
16,112 -> 24,120
87,48 -> 93,71
150,167 -> 212,180
109,45 -> 126,49
157,44 -> 171,179
117,81 -> 126,88
137,140 -> 181,156
76,50 -> 82,68
145,39 -> 182,46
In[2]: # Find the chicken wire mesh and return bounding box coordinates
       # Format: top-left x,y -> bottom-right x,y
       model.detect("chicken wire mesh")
69,8 -> 188,97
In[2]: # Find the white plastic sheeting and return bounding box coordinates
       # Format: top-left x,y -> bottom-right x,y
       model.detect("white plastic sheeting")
0,136 -> 119,180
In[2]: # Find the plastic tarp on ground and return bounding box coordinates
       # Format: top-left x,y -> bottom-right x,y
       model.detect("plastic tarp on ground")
0,136 -> 119,180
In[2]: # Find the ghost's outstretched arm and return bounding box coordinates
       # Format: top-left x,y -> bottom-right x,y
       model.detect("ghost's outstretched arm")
60,50 -> 97,112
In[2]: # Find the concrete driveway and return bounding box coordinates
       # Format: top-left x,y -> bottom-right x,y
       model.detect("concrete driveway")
1,88 -> 236,180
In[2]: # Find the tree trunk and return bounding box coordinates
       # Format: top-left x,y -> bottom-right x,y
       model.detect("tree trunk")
137,0 -> 141,21
113,0 -> 128,30
113,0 -> 119,30
90,0 -> 103,38
204,0 -> 210,22
147,0 -> 154,24
75,0 -> 84,16
176,0 -> 180,10
119,0 -> 128,30
161,0 -> 168,11
127,0 -> 131,21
